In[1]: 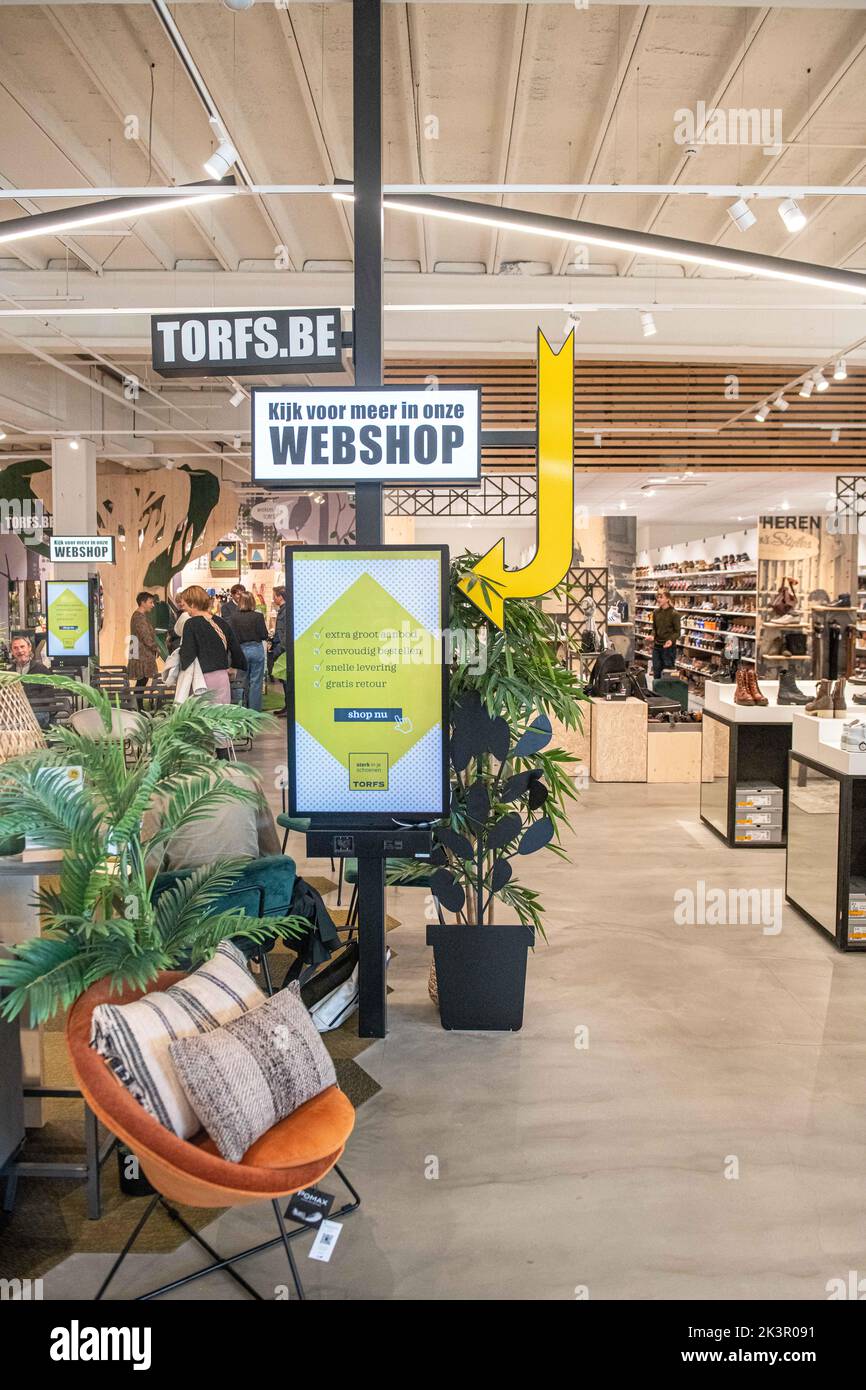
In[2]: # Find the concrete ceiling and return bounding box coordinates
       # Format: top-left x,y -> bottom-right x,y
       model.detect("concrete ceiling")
1,0 -> 866,481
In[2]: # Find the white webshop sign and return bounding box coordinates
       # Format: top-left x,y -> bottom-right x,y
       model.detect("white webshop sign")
251,387 -> 481,486
49,535 -> 115,564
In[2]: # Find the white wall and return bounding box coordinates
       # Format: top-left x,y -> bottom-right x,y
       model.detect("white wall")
413,515 -> 536,565
637,525 -> 756,571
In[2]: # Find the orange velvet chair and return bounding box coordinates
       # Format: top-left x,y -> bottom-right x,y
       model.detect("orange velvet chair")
66,973 -> 360,1301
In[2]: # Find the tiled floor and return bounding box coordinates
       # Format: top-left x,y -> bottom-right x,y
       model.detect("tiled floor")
41,737 -> 866,1300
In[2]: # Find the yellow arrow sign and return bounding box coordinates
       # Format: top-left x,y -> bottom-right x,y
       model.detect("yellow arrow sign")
458,328 -> 574,628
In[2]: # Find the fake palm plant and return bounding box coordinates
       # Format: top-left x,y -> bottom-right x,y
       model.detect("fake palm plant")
396,552 -> 586,932
0,674 -> 307,1024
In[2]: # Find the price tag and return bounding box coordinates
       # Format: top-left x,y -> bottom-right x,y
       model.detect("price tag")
308,1219 -> 342,1263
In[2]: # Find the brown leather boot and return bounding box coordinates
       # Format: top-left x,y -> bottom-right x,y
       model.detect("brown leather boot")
832,677 -> 847,715
746,667 -> 768,706
735,666 -> 755,705
805,679 -> 833,717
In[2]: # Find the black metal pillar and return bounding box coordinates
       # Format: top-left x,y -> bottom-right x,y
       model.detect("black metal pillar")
353,0 -> 384,545
352,0 -> 387,1037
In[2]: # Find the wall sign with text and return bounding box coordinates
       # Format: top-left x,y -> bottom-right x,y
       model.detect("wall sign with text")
49,535 -> 115,564
151,309 -> 342,378
252,387 -> 481,486
286,546 -> 449,821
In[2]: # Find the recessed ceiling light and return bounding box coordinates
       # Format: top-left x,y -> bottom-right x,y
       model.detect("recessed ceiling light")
778,197 -> 807,233
833,358 -> 847,381
619,501 -> 627,510
727,198 -> 756,232
645,489 -> 656,497
799,377 -> 814,398
640,311 -> 657,338
781,500 -> 790,510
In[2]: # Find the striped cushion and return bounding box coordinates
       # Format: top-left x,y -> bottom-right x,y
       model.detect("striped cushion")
169,983 -> 337,1163
89,941 -> 266,1140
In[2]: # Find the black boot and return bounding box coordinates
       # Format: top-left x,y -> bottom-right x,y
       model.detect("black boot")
778,668 -> 809,705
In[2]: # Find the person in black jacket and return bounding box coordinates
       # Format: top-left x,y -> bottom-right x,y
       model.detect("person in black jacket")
232,592 -> 269,711
177,584 -> 246,706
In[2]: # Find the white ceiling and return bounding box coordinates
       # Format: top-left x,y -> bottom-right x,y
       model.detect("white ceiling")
1,0 -> 866,470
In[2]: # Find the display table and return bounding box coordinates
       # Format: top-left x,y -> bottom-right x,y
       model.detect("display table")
699,679 -> 819,849
590,697 -> 647,782
786,712 -> 866,951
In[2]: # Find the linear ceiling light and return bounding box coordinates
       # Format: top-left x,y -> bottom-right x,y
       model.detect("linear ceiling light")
0,178 -> 236,245
376,193 -> 866,298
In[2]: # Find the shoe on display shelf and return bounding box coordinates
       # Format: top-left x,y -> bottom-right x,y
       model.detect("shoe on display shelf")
841,719 -> 866,753
805,679 -> 833,717
777,669 -> 810,705
734,667 -> 755,706
746,667 -> 769,706
832,677 -> 847,715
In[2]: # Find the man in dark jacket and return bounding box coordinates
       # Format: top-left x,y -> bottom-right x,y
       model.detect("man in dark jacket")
271,585 -> 289,717
7,635 -> 55,727
220,583 -> 246,629
652,587 -> 681,679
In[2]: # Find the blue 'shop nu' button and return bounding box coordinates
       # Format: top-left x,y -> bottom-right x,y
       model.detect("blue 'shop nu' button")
334,708 -> 403,723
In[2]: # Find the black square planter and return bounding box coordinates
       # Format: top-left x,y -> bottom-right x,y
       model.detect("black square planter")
426,923 -> 534,1031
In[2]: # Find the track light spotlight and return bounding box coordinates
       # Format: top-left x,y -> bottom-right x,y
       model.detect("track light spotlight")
563,309 -> 581,336
772,394 -> 789,412
727,198 -> 756,232
639,311 -> 657,338
814,370 -> 829,392
229,388 -> 245,408
203,118 -> 238,180
778,198 -> 807,233
798,377 -> 814,398
754,404 -> 770,422
831,428 -> 841,444
834,358 -> 847,381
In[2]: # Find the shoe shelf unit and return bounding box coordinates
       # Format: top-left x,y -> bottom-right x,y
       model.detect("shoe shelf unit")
786,712 -> 866,950
700,679 -> 820,849
635,566 -> 757,693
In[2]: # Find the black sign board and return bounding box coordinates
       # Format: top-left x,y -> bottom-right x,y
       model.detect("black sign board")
151,308 -> 343,378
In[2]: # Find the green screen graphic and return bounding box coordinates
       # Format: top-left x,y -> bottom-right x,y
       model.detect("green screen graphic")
46,580 -> 92,658
291,550 -> 446,816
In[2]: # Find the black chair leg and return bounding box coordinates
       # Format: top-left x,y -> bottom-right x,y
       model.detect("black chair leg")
281,825 -> 290,854
95,1193 -> 160,1300
258,949 -> 274,997
346,882 -> 358,929
337,858 -> 344,905
272,1199 -> 306,1300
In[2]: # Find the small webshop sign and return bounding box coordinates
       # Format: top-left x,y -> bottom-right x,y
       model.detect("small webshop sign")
251,386 -> 481,486
49,535 -> 115,564
151,309 -> 343,377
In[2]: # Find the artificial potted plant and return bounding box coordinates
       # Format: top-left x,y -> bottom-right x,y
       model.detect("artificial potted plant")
420,554 -> 585,1030
0,674 -> 307,1025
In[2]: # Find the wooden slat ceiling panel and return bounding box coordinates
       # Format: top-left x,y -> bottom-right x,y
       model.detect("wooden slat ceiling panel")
384,359 -> 866,470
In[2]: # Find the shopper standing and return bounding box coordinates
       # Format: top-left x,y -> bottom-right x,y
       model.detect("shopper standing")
220,583 -> 246,628
271,584 -> 289,718
127,591 -> 159,708
652,586 -> 681,680
178,584 -> 246,706
232,592 -> 268,712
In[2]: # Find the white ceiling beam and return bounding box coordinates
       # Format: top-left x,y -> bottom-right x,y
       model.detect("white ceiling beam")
44,4 -> 244,273
395,1 -> 430,274
619,8 -> 771,277
273,5 -> 354,259
552,6 -> 652,276
685,21 -> 866,276
0,171 -> 102,273
488,4 -> 534,276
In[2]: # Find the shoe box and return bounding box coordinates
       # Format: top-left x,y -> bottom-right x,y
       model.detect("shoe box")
847,876 -> 866,944
734,783 -> 783,842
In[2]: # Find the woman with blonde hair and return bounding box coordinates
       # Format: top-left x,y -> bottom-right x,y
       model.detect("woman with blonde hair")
177,584 -> 246,705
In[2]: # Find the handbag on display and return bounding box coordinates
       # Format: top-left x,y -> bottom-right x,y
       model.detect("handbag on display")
770,577 -> 798,618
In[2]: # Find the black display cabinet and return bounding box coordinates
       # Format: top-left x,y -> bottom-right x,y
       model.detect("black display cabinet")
785,751 -> 866,952
700,710 -> 792,849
